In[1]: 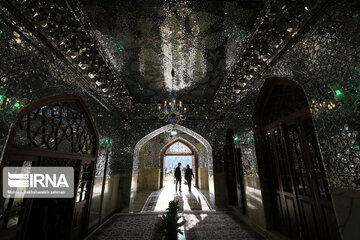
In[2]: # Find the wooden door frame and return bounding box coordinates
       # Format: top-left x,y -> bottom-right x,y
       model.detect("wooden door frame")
253,78 -> 339,239
253,78 -> 303,233
296,118 -> 339,239
0,94 -> 98,240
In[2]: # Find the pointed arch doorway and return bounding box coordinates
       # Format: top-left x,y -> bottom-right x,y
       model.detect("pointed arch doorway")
160,140 -> 198,189
131,124 -> 214,209
0,94 -> 97,240
254,78 -> 340,240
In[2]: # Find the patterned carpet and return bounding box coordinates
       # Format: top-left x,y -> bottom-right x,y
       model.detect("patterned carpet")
88,211 -> 264,240
87,213 -> 162,240
183,212 -> 264,240
141,189 -> 163,212
89,183 -> 263,239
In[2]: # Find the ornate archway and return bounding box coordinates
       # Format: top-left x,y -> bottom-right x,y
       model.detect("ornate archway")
131,124 -> 214,204
0,94 -> 98,240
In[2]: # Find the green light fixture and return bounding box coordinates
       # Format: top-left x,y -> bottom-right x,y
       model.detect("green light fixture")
14,102 -> 20,109
117,43 -> 124,52
334,89 -> 344,99
233,136 -> 239,142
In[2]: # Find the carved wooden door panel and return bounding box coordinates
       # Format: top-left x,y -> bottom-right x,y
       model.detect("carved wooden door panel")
255,79 -> 340,239
265,127 -> 302,239
71,161 -> 95,240
284,122 -> 319,239
0,95 -> 98,240
263,117 -> 340,240
297,118 -> 341,240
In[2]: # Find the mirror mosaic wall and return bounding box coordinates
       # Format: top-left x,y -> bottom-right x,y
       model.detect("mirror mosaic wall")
0,0 -> 359,237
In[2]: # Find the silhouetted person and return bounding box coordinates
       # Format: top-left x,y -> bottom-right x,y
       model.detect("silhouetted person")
185,164 -> 194,192
175,162 -> 182,192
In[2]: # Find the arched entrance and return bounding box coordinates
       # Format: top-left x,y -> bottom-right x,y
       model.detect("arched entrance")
160,139 -> 198,188
131,124 -> 214,205
253,78 -> 340,240
0,94 -> 97,240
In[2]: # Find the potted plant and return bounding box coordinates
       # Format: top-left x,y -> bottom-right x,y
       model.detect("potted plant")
155,200 -> 185,240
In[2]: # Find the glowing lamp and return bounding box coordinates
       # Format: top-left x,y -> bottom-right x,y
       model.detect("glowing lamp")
334,89 -> 344,99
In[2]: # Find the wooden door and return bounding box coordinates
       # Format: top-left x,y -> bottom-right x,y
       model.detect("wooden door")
263,115 -> 340,239
71,161 -> 95,240
254,78 -> 340,239
0,95 -> 98,240
233,148 -> 246,213
264,127 -> 302,239
24,157 -> 79,240
297,118 -> 340,240
223,145 -> 238,206
2,155 -> 96,240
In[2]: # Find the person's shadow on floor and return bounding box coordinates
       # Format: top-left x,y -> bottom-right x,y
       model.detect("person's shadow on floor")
174,193 -> 184,211
186,192 -> 202,211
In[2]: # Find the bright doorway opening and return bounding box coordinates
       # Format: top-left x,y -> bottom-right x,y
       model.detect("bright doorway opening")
161,140 -> 197,187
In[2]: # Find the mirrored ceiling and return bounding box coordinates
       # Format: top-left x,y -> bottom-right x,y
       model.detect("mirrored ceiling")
79,0 -> 265,103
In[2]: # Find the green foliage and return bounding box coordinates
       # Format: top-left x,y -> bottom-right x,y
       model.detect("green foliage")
155,200 -> 185,240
